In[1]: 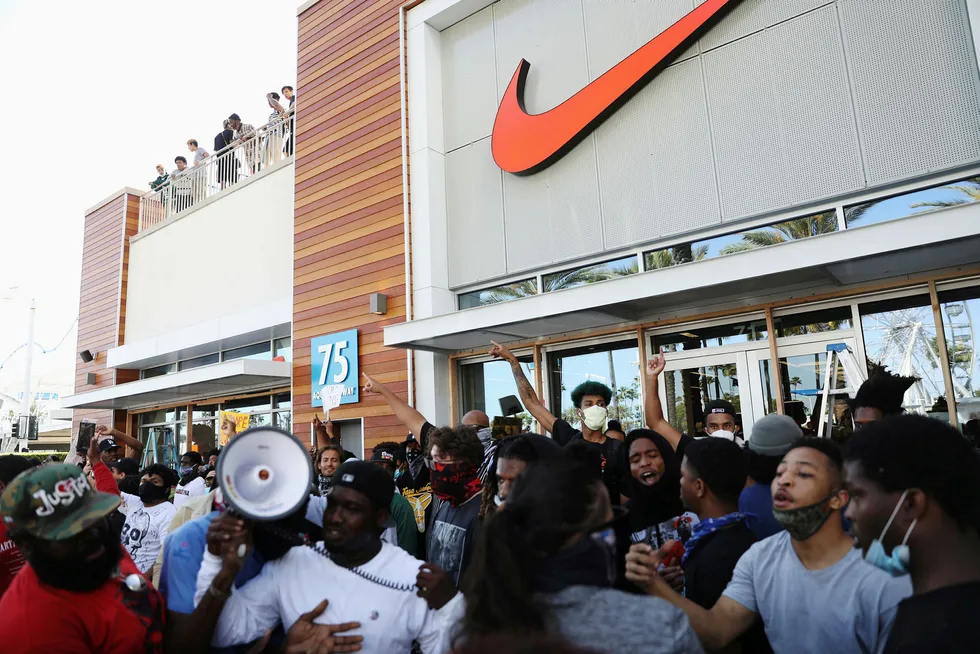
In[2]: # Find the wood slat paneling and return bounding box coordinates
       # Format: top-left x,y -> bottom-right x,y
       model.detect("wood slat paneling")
294,0 -> 409,456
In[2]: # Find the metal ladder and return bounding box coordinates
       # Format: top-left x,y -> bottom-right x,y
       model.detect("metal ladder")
817,343 -> 867,439
141,427 -> 178,468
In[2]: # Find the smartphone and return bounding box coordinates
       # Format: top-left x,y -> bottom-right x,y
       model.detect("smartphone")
77,422 -> 95,454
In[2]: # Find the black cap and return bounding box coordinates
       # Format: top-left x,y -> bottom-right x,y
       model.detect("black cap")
704,399 -> 737,418
228,113 -> 241,121
98,438 -> 121,453
109,458 -> 139,476
370,449 -> 395,463
332,460 -> 394,511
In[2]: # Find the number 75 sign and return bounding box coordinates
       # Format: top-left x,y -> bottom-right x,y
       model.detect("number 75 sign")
310,329 -> 359,408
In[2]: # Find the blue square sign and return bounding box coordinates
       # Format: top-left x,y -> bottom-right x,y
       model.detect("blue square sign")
311,329 -> 359,408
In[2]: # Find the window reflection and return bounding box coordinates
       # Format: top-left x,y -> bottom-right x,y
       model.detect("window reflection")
758,354 -> 853,444
845,176 -> 980,228
458,279 -> 537,310
664,364 -> 741,438
644,211 -> 837,270
860,296 -> 947,417
772,307 -> 853,338
938,286 -> 980,428
460,357 -> 535,428
542,255 -> 638,292
223,342 -> 273,362
547,341 -> 641,432
653,319 -> 768,353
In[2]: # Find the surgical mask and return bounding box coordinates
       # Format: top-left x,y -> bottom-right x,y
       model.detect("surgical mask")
710,429 -> 737,442
864,489 -> 916,576
138,481 -> 169,503
178,466 -> 195,477
772,494 -> 835,541
581,405 -> 608,432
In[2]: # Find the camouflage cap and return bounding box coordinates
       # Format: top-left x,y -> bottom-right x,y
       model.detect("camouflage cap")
0,464 -> 120,541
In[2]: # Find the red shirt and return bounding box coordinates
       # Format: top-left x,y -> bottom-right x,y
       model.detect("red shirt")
0,548 -> 166,653
0,518 -> 26,599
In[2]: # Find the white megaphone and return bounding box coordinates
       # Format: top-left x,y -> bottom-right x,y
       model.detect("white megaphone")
215,426 -> 313,521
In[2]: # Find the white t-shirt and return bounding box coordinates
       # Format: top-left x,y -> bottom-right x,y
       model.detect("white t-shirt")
194,541 -> 460,653
722,531 -> 912,654
173,476 -> 207,510
118,492 -> 177,574
193,147 -> 209,164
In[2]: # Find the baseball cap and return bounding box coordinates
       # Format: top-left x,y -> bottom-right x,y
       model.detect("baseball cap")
0,464 -> 120,541
109,458 -> 139,476
332,460 -> 394,511
370,449 -> 395,463
98,438 -> 121,453
402,433 -> 417,446
748,414 -> 803,456
704,399 -> 737,418
228,113 -> 241,121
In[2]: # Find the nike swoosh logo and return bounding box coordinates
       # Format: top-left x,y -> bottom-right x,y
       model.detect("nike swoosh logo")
491,0 -> 739,175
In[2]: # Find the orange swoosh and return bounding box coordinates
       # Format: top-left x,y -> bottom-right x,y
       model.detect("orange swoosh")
491,0 -> 739,175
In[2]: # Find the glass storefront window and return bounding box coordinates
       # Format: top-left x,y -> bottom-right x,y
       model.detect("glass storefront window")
845,176 -> 980,228
938,286 -> 980,430
663,362 -> 741,438
773,307 -> 853,338
757,353 -> 853,444
178,353 -> 219,371
547,341 -> 642,432
140,408 -> 176,425
460,356 -> 535,426
274,337 -> 292,362
860,295 -> 947,417
191,421 -> 217,453
223,342 -> 273,362
222,397 -> 272,413
653,319 -> 768,353
274,411 -> 292,432
542,256 -> 638,292
142,363 -> 175,379
274,393 -> 291,409
193,404 -> 217,420
458,279 -> 537,310
248,413 -> 272,428
645,210 -> 838,270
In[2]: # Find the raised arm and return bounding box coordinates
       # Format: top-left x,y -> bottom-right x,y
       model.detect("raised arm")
98,424 -> 145,459
362,372 -> 429,437
88,437 -> 120,497
489,341 -> 556,435
313,415 -> 340,449
643,352 -> 684,451
626,542 -> 757,651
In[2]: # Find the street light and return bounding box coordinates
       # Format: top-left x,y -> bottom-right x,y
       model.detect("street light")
1,287 -> 36,449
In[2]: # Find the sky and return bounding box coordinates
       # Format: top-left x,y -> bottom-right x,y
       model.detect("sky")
0,0 -> 298,408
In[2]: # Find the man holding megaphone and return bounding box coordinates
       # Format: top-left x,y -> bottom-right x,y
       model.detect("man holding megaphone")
194,458 -> 461,652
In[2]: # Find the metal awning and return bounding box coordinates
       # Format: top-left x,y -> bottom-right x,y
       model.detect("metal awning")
384,204 -> 980,353
60,359 -> 291,410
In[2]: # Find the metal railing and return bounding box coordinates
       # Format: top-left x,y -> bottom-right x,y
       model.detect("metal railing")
138,112 -> 294,232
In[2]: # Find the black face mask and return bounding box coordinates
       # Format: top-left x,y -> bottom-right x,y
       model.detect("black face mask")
28,519 -> 123,592
138,482 -> 169,504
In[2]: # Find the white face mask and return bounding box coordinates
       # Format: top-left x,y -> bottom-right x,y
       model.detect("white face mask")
710,429 -> 737,442
581,405 -> 608,432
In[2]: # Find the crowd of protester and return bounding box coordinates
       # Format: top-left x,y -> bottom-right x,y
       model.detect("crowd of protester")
147,86 -> 296,213
0,342 -> 977,653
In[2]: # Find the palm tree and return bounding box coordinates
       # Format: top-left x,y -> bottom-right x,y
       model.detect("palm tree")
480,260 -> 638,305
790,376 -> 802,394
910,178 -> 980,210
645,244 -> 709,270
719,211 -> 838,254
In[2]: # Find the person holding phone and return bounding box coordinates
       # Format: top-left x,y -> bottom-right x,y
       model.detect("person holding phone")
94,425 -> 144,465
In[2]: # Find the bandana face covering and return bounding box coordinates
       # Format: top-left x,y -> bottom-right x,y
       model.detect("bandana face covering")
772,494 -> 835,541
406,449 -> 425,481
430,460 -> 481,507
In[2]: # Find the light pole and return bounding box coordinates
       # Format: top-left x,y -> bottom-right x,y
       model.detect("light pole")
2,287 -> 35,451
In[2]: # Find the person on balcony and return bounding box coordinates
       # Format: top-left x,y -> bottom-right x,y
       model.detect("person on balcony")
228,113 -> 257,174
171,156 -> 193,213
281,85 -> 295,156
186,139 -> 209,166
213,119 -> 237,189
265,93 -> 287,167
149,165 -> 169,192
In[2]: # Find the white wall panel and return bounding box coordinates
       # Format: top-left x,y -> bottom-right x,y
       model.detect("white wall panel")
597,57 -> 719,247
840,0 -> 980,184
127,164 -> 293,343
770,6 -> 863,203
697,0 -> 832,52
492,0 -> 590,109
441,7 -> 498,152
584,0 -> 697,80
446,138 -> 508,285
502,137 -> 602,272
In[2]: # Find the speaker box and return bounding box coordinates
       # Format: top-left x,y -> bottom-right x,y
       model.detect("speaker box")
216,426 -> 313,521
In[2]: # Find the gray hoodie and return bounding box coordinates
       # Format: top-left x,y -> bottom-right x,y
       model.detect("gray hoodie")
542,585 -> 705,654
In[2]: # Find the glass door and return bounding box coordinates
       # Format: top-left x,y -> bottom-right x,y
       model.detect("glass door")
747,338 -> 857,444
659,352 -> 755,439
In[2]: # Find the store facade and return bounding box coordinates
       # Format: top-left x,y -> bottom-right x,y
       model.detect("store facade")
381,0 -> 980,441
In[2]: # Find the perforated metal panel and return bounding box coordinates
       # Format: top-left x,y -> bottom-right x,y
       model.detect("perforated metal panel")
502,136 -> 603,273
697,0 -> 832,52
769,6 -> 863,203
492,0 -> 590,109
584,0 -> 697,80
446,138 -> 508,287
839,0 -> 980,184
704,30 -> 788,220
597,57 -> 720,248
441,7 -> 498,153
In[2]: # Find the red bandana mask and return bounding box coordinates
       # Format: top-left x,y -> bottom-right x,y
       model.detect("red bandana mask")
430,460 -> 481,507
